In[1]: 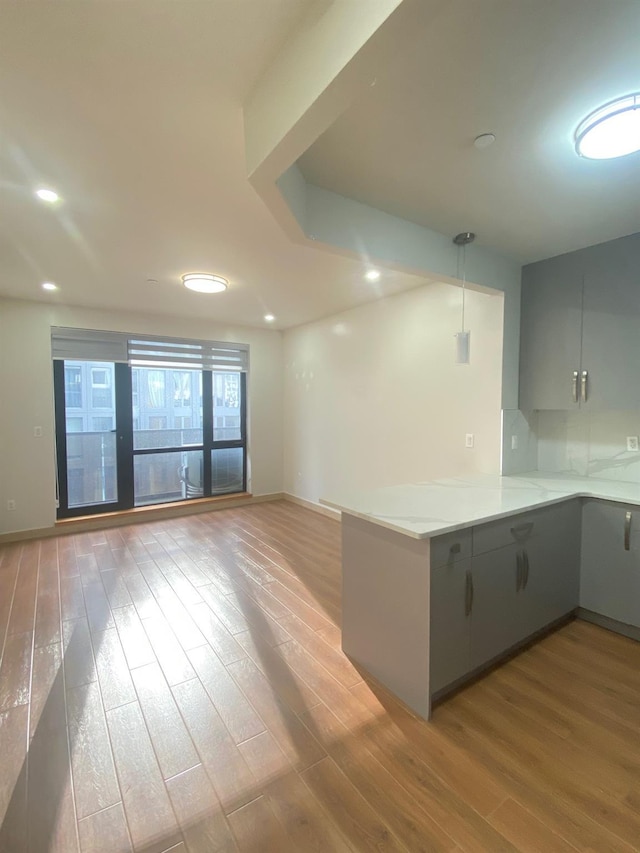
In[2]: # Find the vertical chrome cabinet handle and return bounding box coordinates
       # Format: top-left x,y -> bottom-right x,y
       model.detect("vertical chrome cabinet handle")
523,550 -> 530,589
572,370 -> 579,403
625,512 -> 632,551
469,572 -> 474,614
581,370 -> 588,403
515,552 -> 522,591
465,571 -> 472,616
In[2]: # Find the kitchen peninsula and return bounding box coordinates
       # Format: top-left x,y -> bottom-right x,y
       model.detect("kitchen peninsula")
323,472 -> 640,719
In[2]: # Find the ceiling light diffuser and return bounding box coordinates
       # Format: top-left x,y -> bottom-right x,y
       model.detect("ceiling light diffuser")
264,314 -> 275,322
42,282 -> 58,291
182,273 -> 228,294
575,94 -> 640,159
35,188 -> 59,203
365,269 -> 381,281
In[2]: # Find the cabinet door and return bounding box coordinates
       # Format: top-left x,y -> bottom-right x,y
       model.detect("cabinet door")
470,547 -> 520,669
430,558 -> 471,693
518,501 -> 581,638
581,500 -> 640,626
581,234 -> 640,410
519,254 -> 583,411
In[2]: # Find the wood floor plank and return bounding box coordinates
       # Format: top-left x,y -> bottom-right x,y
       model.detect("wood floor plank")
141,614 -> 197,686
300,702 -> 456,853
165,764 -> 237,853
260,769 -> 354,852
488,798 -> 580,853
130,662 -> 200,780
226,795 -> 293,853
78,802 -> 132,853
0,631 -> 33,710
187,645 -> 265,745
34,560 -> 61,648
300,755 -> 407,853
190,601 -> 246,666
226,656 -> 326,771
106,700 -> 182,853
63,617 -> 97,689
83,582 -> 116,635
67,681 -> 121,819
0,705 -> 29,852
171,678 -> 257,814
111,604 -> 156,670
29,642 -> 65,736
91,628 -> 137,711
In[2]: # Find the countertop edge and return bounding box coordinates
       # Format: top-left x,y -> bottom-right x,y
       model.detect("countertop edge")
320,484 -> 640,539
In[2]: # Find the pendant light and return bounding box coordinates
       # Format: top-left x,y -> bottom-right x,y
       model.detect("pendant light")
453,231 -> 475,364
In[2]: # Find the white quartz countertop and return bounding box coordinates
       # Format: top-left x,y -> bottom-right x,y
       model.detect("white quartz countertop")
321,472 -> 640,539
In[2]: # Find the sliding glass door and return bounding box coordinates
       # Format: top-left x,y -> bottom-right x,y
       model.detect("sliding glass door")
54,353 -> 246,518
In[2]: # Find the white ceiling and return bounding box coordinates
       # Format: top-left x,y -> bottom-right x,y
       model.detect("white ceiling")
0,1 -> 429,328
2,1 -> 639,331
299,0 -> 640,264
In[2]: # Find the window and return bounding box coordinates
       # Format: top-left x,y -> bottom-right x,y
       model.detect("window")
64,366 -> 82,408
91,367 -> 110,388
53,331 -> 248,517
145,371 -> 166,408
92,416 -> 113,431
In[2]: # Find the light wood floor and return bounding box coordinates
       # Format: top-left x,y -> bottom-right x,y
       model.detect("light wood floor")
1,502 -> 640,852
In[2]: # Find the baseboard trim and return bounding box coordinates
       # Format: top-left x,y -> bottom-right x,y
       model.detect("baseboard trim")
577,607 -> 640,643
283,493 -> 341,521
0,492 -> 286,543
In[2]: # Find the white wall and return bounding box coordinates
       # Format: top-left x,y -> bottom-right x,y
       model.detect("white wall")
0,297 -> 283,535
283,281 -> 504,504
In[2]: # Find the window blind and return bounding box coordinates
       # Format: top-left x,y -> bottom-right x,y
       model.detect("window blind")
51,327 -> 129,362
51,327 -> 248,371
128,337 -> 249,371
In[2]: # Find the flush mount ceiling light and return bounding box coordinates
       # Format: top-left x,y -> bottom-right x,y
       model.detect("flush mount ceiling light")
473,133 -> 496,150
181,273 -> 228,293
364,269 -> 381,281
42,282 -> 58,291
264,314 -> 275,323
35,188 -> 60,203
575,94 -> 640,159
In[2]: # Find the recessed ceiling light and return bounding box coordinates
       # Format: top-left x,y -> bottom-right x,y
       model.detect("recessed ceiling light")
35,188 -> 60,203
365,269 -> 381,281
181,273 -> 228,294
264,314 -> 275,323
576,93 -> 640,159
42,282 -> 58,291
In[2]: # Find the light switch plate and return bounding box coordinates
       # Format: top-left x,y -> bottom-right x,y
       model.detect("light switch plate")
465,433 -> 474,448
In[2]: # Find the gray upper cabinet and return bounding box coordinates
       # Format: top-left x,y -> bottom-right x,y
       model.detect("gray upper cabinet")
520,232 -> 640,411
520,253 -> 583,411
581,236 -> 640,411
581,499 -> 640,627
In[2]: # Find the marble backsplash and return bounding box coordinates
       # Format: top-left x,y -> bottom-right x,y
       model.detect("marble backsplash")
502,409 -> 640,483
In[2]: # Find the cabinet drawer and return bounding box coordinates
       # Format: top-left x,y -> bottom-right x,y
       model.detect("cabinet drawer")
473,500 -> 579,556
430,528 -> 472,569
473,512 -> 539,555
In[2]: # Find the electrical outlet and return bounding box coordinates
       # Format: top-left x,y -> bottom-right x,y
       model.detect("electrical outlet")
627,436 -> 639,452
34,426 -> 42,437
511,435 -> 519,451
465,433 -> 474,448
7,499 -> 16,511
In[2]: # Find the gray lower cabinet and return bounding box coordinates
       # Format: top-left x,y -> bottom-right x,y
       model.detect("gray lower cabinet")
469,545 -> 520,669
580,499 -> 640,627
430,558 -> 471,693
430,500 -> 581,696
517,500 -> 581,639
